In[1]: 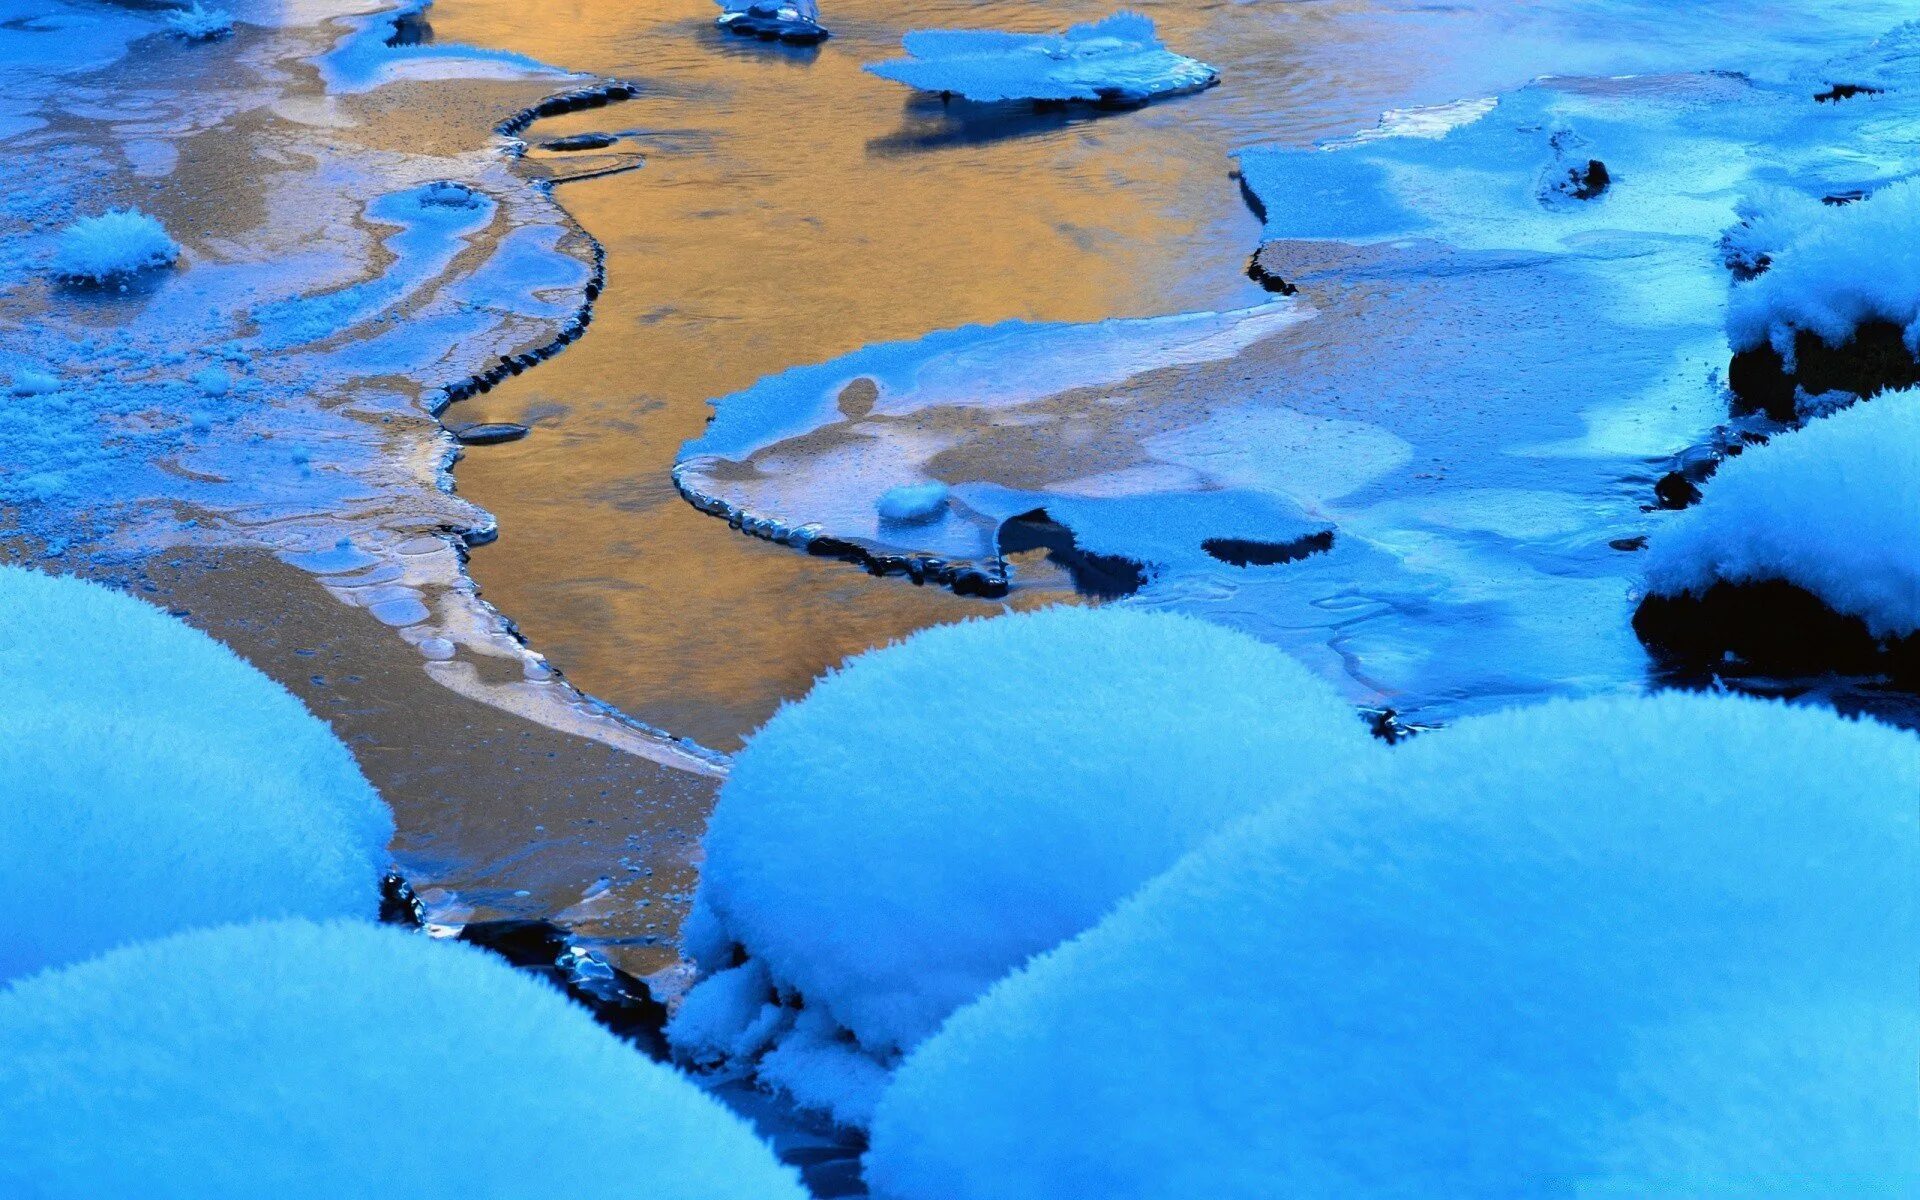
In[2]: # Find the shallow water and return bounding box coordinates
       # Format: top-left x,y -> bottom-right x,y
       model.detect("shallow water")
433,0 -> 1919,747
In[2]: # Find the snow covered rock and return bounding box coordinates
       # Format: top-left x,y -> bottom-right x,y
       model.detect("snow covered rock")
1726,179 -> 1920,415
165,3 -> 234,41
865,12 -> 1217,107
671,606 -> 1376,1124
0,568 -> 391,980
50,209 -> 180,283
715,0 -> 828,45
875,481 -> 949,523
868,692 -> 1920,1200
1638,390 -> 1920,669
0,920 -> 806,1200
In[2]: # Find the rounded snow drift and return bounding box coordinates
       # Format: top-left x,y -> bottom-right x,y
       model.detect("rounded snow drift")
675,606 -> 1377,1093
0,920 -> 806,1200
50,209 -> 180,283
868,691 -> 1920,1199
0,568 -> 391,980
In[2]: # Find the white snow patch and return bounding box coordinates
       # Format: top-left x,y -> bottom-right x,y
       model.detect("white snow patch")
672,606 -> 1378,1117
165,3 -> 233,41
1645,388 -> 1920,637
0,920 -> 808,1199
875,481 -> 949,523
865,12 -> 1217,106
50,209 -> 179,283
1726,178 -> 1920,359
869,692 -> 1920,1199
0,567 -> 393,981
8,368 -> 58,396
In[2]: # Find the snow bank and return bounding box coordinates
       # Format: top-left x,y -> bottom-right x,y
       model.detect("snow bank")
875,481 -> 949,523
869,692 -> 1920,1199
1644,389 -> 1920,638
50,209 -> 179,283
715,0 -> 828,45
1726,178 -> 1920,358
165,3 -> 233,41
0,568 -> 391,980
865,12 -> 1217,106
671,606 -> 1376,1123
0,920 -> 806,1199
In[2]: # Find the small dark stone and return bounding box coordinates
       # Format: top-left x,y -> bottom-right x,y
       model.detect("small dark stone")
1565,158 -> 1611,200
1610,535 -> 1649,552
997,509 -> 1146,599
540,132 -> 619,152
1202,530 -> 1333,567
378,872 -> 424,928
457,918 -> 571,967
1814,83 -> 1884,103
452,422 -> 530,446
1653,471 -> 1702,510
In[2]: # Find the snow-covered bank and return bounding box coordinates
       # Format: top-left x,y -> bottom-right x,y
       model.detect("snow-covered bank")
868,693 -> 1920,1198
668,607 -> 1377,1124
865,12 -> 1216,107
0,920 -> 806,1199
0,567 -> 391,981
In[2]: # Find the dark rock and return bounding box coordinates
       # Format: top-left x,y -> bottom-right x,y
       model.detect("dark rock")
1729,321 -> 1920,420
451,421 -> 530,445
1634,580 -> 1920,683
1653,471 -> 1701,510
997,508 -> 1147,599
379,872 -> 424,928
1814,83 -> 1884,103
458,918 -> 671,1058
1610,535 -> 1649,552
1564,158 -> 1611,200
1202,529 -> 1333,567
457,918 -> 571,967
1246,244 -> 1298,295
540,132 -> 619,152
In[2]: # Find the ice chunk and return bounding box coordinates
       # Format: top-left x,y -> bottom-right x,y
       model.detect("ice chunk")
1726,178 -> 1920,357
715,0 -> 828,45
0,920 -> 807,1199
875,481 -> 949,523
865,12 -> 1217,106
1644,389 -> 1920,638
671,606 -> 1378,1118
165,3 -> 233,41
869,692 -> 1920,1199
50,209 -> 179,283
0,567 -> 393,980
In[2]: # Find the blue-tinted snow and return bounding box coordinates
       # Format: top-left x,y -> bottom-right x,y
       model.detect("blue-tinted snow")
866,12 -> 1217,106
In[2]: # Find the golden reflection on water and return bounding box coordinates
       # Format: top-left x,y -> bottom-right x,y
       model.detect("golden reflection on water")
433,0 -> 1281,750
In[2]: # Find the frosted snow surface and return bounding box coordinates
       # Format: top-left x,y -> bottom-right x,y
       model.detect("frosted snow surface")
865,12 -> 1217,105
0,920 -> 807,1199
0,568 -> 391,981
1726,177 -> 1920,359
868,692 -> 1920,1199
669,606 -> 1378,1124
715,0 -> 828,45
50,209 -> 178,282
164,3 -> 232,41
1646,388 -> 1920,638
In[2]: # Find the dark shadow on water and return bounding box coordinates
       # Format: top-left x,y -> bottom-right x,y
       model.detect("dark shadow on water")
696,24 -> 823,66
867,95 -> 1113,156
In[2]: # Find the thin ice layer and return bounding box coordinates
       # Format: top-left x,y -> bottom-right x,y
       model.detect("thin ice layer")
865,12 -> 1217,105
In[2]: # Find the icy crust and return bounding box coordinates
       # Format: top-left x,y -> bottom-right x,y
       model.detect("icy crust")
669,607 -> 1378,1125
1644,389 -> 1920,638
868,692 -> 1920,1199
165,3 -> 233,41
50,209 -> 178,282
715,0 -> 828,46
0,568 -> 391,982
1726,178 -> 1920,360
864,12 -> 1217,106
0,920 -> 806,1200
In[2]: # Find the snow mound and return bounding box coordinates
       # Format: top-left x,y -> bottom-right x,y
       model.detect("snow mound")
1726,177 -> 1920,358
0,920 -> 806,1200
8,367 -> 59,396
0,568 -> 392,980
671,606 -> 1377,1122
50,209 -> 180,283
715,0 -> 828,44
876,481 -> 949,523
864,12 -> 1217,106
1644,389 -> 1920,638
165,3 -> 233,40
869,692 -> 1920,1199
